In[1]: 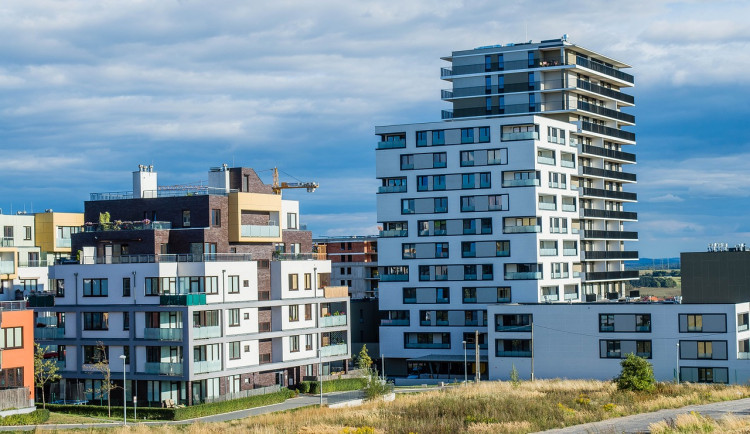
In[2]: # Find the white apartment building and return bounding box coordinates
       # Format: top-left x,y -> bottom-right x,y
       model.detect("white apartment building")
376,37 -> 637,377
0,213 -> 54,301
487,302 -> 750,385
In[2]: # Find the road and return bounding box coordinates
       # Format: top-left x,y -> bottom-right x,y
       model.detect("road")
542,397 -> 750,433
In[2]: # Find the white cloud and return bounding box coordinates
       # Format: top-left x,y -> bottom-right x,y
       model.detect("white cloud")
646,193 -> 684,203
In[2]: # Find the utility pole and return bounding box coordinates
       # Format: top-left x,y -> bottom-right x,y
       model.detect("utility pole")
530,322 -> 535,381
474,330 -> 480,383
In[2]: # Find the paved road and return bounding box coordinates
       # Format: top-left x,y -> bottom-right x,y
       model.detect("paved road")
542,397 -> 750,433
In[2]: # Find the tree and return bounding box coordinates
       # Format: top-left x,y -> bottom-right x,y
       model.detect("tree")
34,343 -> 61,409
87,342 -> 119,417
616,353 -> 655,392
357,344 -> 373,372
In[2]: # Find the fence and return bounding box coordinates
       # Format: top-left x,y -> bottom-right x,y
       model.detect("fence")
202,384 -> 281,404
0,388 -> 32,411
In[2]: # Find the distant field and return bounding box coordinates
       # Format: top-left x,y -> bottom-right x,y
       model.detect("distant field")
630,269 -> 681,298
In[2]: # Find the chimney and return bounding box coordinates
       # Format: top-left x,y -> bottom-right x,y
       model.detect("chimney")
133,164 -> 158,199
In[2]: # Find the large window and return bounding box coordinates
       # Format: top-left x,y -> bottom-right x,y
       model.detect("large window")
83,312 -> 109,330
83,345 -> 109,364
0,327 -> 23,349
0,367 -> 24,389
228,275 -> 240,294
83,279 -> 108,297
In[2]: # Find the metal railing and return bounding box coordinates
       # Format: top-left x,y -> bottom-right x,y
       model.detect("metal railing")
0,237 -> 13,247
575,57 -> 634,84
576,79 -> 634,104
580,121 -> 635,142
581,188 -> 637,201
584,251 -> 639,260
577,101 -> 635,124
582,208 -> 638,220
0,300 -> 26,311
580,166 -> 637,182
71,253 -> 253,265
273,252 -> 326,261
378,185 -> 407,193
583,230 -> 638,240
377,139 -> 406,149
584,270 -> 639,281
83,221 -> 172,232
580,145 -> 636,162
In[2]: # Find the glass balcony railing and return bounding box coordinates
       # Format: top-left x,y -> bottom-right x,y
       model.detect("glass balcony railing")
0,237 -> 13,247
320,315 -> 347,327
144,328 -> 183,341
502,131 -> 539,141
562,204 -> 577,212
193,326 -> 221,339
378,185 -> 407,193
194,359 -> 222,374
241,225 -> 280,238
564,292 -> 579,300
377,139 -> 406,149
379,229 -> 407,237
563,249 -> 579,256
538,202 -> 556,211
496,350 -> 532,357
34,327 -> 64,340
405,342 -> 450,349
320,343 -> 348,357
504,225 -> 541,234
160,293 -> 206,306
380,274 -> 408,282
144,362 -> 183,376
502,179 -> 539,187
381,319 -> 410,326
537,156 -> 556,165
505,272 -> 542,280
55,238 -> 72,248
540,249 -> 558,256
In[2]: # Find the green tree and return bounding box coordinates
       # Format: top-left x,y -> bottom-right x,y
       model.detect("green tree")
616,353 -> 655,392
34,343 -> 61,409
86,342 -> 119,417
357,344 -> 373,372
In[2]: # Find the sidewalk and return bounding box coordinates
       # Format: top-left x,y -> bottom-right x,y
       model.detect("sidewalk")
541,397 -> 750,433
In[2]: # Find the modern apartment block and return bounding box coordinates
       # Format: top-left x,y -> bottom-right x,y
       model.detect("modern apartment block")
0,300 -> 35,415
376,37 -> 638,377
30,165 -> 350,405
314,236 -> 379,299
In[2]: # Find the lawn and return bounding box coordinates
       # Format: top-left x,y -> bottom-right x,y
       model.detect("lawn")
60,380 -> 750,434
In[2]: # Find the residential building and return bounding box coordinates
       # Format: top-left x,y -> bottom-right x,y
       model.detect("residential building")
31,165 -> 350,405
314,236 -> 378,299
376,37 -> 637,377
0,300 -> 35,414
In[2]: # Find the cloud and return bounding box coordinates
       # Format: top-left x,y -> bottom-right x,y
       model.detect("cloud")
646,194 -> 684,203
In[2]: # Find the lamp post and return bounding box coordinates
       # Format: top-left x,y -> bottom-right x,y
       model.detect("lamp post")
381,354 -> 385,381
676,342 -> 680,384
119,354 -> 127,425
319,346 -> 323,406
462,341 -> 467,384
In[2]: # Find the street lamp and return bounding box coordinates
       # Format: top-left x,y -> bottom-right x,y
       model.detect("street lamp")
676,342 -> 680,384
318,345 -> 323,407
119,354 -> 127,425
462,341 -> 467,384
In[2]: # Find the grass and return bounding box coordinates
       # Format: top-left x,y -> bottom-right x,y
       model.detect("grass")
52,380 -> 750,433
45,411 -> 118,424
650,411 -> 750,433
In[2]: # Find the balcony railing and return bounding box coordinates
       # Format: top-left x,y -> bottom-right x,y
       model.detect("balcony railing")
505,272 -> 542,280
273,252 -> 327,261
580,145 -> 636,163
502,179 -> 540,187
83,221 -> 172,232
160,293 -> 206,306
144,362 -> 183,376
0,261 -> 15,274
739,352 -> 750,360
0,237 -> 13,247
34,327 -> 64,340
582,230 -> 638,240
144,328 -> 183,341
320,343 -> 348,357
379,229 -> 407,238
404,342 -> 450,349
582,209 -> 638,220
575,79 -> 634,104
538,202 -> 557,211
504,225 -> 541,234
27,293 -> 55,307
560,160 -> 576,168
540,249 -> 558,256
584,270 -> 639,281
580,121 -> 635,142
241,224 -> 280,238
380,274 -> 409,282
90,187 -> 238,201
378,185 -> 407,193
575,57 -> 634,83
56,238 -> 72,248
562,204 -> 577,212
581,188 -> 637,201
564,292 -> 579,301
193,325 -> 221,339
381,319 -> 410,326
496,350 -> 532,357
0,300 -> 26,311
71,253 -> 253,265
320,315 -> 347,327
563,248 -> 578,256
537,156 -> 556,165
502,131 -> 539,141
584,251 -> 639,260
377,139 -> 406,149
19,260 -> 49,268
577,101 -> 635,124
580,166 -> 637,182
194,359 -> 222,374
496,324 -> 531,332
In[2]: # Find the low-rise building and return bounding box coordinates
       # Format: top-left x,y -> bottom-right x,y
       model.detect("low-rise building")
0,300 -> 35,415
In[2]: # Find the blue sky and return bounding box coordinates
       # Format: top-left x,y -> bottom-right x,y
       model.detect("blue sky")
1,0 -> 749,258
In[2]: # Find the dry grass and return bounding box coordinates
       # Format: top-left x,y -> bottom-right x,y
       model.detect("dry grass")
43,380 -> 750,434
650,411 -> 750,433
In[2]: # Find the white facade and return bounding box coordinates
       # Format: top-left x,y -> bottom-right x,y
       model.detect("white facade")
487,302 -> 750,385
0,213 -> 48,301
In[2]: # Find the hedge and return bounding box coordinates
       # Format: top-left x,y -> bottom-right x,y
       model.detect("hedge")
43,389 -> 295,421
0,409 -> 50,426
306,378 -> 367,395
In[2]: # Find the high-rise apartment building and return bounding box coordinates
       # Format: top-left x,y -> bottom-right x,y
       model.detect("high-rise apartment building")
376,38 -> 638,377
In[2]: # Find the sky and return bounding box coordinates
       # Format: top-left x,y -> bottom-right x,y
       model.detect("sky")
1,0 -> 750,258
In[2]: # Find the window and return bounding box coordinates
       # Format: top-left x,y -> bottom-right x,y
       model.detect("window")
688,314 -> 702,332
3,226 -> 12,239
20,279 -> 38,292
83,345 -> 109,364
123,312 -> 130,331
230,341 -> 241,360
0,327 -> 23,349
462,173 -> 475,189
83,279 -> 108,297
289,305 -> 299,322
305,304 -> 312,321
205,276 -> 219,295
485,76 -> 492,93
145,277 -> 160,296
479,127 -> 490,143
495,339 -> 531,357
182,210 -> 191,227
306,334 -> 314,351
488,195 -> 508,211
433,152 -> 447,168
460,151 -> 475,167
24,226 -> 32,240
228,308 -> 240,327
400,154 -> 414,170
287,212 -> 298,229
211,209 -> 221,227
485,55 -> 492,71
122,277 -> 131,297
434,198 -> 447,213
228,275 -> 240,294
416,131 -> 427,146
289,274 -> 299,291
55,279 -> 65,297
698,341 -> 712,359
402,199 -> 415,214
461,128 -> 474,144
290,335 -> 300,352
432,130 -> 445,145
402,243 -> 415,259
481,218 -> 492,234
479,173 -> 491,188
600,314 -> 615,332
488,148 -> 507,165
433,175 -> 446,190
462,242 -> 476,258
304,273 -> 312,290
496,241 -> 510,257
435,243 -> 448,258
461,196 -> 475,212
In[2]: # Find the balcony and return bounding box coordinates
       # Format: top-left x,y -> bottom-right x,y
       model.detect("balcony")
537,156 -> 555,165
580,121 -> 635,142
540,249 -> 558,256
502,131 -> 539,141
320,343 -> 348,357
381,319 -> 410,326
504,225 -> 541,234
378,185 -> 407,194
575,79 -> 635,104
36,316 -> 58,326
273,252 -> 327,261
0,261 -> 15,274
577,101 -> 635,124
56,238 -> 72,248
0,238 -> 13,247
560,160 -> 576,168
441,110 -> 454,120
562,204 -> 577,212
538,202 -> 557,211
160,293 -> 206,306
144,328 -> 183,341
379,229 -> 407,237
34,327 -> 64,340
564,292 -> 579,301
580,145 -> 636,163
193,326 -> 221,339
584,251 -> 639,260
144,362 -> 183,376
582,209 -> 637,220
502,179 -> 540,187
584,270 -> 639,281
505,272 -> 542,280
90,186 -> 237,201
739,352 -> 750,360
320,315 -> 347,327
496,324 -> 531,332
405,342 -> 450,349
575,57 -> 634,84
377,139 -> 406,149
380,274 -> 409,282
71,253 -> 253,265
580,166 -> 637,182
563,249 -> 578,256
582,230 -> 638,240
241,224 -> 280,238
83,221 -> 172,232
496,350 -> 532,357
194,359 -> 222,374
581,188 -> 637,201
27,293 -> 55,307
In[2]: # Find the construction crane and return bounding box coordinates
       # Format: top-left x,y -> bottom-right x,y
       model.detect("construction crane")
272,167 -> 319,194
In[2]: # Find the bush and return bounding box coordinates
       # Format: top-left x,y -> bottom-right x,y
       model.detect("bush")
0,409 -> 50,426
363,376 -> 393,401
616,353 -> 655,392
297,381 -> 311,394
308,378 -> 367,395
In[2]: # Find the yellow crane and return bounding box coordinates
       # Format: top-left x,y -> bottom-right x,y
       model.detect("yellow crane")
272,167 -> 319,194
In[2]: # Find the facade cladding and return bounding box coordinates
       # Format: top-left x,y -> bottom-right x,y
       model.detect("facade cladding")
30,165 -> 351,406
376,38 -> 638,377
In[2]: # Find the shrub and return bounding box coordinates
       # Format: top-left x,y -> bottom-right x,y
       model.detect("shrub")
510,364 -> 520,388
308,378 -> 367,395
616,353 -> 656,392
297,381 -> 311,394
363,375 -> 393,401
0,409 -> 50,426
